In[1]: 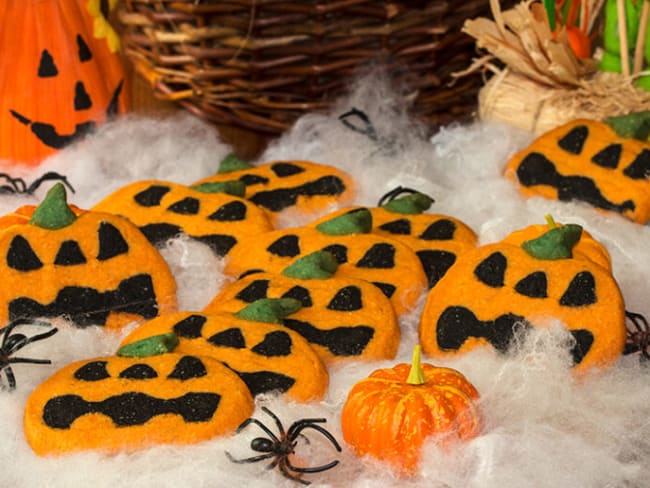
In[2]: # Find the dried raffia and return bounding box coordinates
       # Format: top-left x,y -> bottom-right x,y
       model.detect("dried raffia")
457,0 -> 650,134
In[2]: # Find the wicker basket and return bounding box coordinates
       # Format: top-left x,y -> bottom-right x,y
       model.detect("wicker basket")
118,1 -> 511,134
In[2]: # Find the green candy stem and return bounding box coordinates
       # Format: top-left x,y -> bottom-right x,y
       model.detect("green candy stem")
282,251 -> 338,279
522,223 -> 583,260
217,153 -> 253,174
604,111 -> 650,140
315,208 -> 372,235
117,332 -> 179,358
381,192 -> 433,215
190,180 -> 246,197
235,298 -> 302,324
406,345 -> 427,386
29,183 -> 77,230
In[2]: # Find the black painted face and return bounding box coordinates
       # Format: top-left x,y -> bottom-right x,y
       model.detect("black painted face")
506,121 -> 650,223
206,272 -> 401,365
419,243 -> 627,371
9,33 -> 124,152
118,312 -> 330,402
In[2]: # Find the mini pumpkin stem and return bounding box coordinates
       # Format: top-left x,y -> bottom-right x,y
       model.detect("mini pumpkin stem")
235,298 -> 302,324
315,208 -> 372,235
381,192 -> 434,215
522,223 -> 583,260
190,180 -> 246,197
117,332 -> 179,358
282,251 -> 339,279
217,153 -> 253,174
29,182 -> 77,230
406,345 -> 427,385
545,214 -> 557,228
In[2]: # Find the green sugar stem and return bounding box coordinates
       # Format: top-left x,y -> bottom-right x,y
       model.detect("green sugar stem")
117,332 -> 179,358
315,208 -> 372,235
235,298 -> 302,324
190,180 -> 246,197
522,223 -> 583,260
282,251 -> 339,279
381,192 -> 433,215
217,153 -> 253,174
29,183 -> 77,230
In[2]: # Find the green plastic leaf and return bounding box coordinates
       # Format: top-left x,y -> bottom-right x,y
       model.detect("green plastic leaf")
29,183 -> 77,230
117,332 -> 179,358
604,111 -> 650,140
381,192 -> 433,215
315,208 -> 372,235
282,251 -> 339,279
544,0 -> 556,31
190,180 -> 246,197
235,298 -> 302,324
217,153 -> 253,174
522,224 -> 583,260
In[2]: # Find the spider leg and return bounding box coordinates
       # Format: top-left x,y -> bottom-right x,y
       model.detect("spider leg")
237,417 -> 280,444
9,357 -> 52,365
261,406 -> 286,438
278,457 -> 311,485
26,172 -> 75,194
285,457 -> 340,474
289,423 -> 342,452
225,450 -> 276,464
0,318 -> 53,349
0,173 -> 23,193
2,366 -> 16,390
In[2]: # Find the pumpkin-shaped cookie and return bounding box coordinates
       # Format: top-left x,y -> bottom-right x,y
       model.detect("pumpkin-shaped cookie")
24,352 -> 254,455
308,189 -> 478,288
119,306 -> 328,402
192,155 -> 355,223
224,209 -> 428,315
0,184 -> 177,329
419,224 -> 626,372
92,179 -> 273,257
504,118 -> 650,223
206,251 -> 400,364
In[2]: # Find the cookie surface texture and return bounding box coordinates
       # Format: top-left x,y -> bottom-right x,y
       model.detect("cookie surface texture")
418,238 -> 626,373
92,180 -> 272,257
224,226 -> 427,315
504,119 -> 650,223
0,185 -> 177,330
205,271 -> 400,365
119,311 -> 329,402
24,353 -> 254,455
193,158 -> 355,223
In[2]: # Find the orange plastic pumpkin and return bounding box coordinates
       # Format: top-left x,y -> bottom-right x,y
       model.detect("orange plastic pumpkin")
341,346 -> 481,475
0,0 -> 130,165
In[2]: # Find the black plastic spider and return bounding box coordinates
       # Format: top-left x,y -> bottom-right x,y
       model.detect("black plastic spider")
0,318 -> 58,390
377,185 -> 431,207
226,406 -> 342,485
0,172 -> 75,195
624,311 -> 650,361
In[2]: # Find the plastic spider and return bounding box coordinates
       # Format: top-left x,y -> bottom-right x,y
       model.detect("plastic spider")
0,318 -> 58,390
625,311 -> 650,361
0,172 -> 75,195
226,406 -> 342,485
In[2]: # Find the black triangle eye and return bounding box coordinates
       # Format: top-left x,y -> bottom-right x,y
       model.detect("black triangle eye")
38,50 -> 58,78
77,34 -> 92,62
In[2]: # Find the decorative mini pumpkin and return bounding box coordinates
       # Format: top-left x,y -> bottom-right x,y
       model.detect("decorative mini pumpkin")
0,0 -> 130,165
340,345 -> 481,474
24,352 -> 254,455
0,184 -> 177,329
224,209 -> 428,315
504,118 -> 650,223
192,154 -> 356,224
92,179 -> 273,257
118,304 -> 329,402
418,222 -> 627,372
308,189 -> 478,288
206,251 -> 400,365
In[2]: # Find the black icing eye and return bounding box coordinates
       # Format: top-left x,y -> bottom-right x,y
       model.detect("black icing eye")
208,328 -> 246,349
38,50 -> 58,78
474,252 -> 507,288
54,240 -> 87,266
235,280 -> 270,303
173,314 -> 208,338
270,162 -> 305,177
558,125 -> 588,155
167,197 -> 200,215
119,364 -> 158,379
281,285 -> 312,307
74,361 -> 110,381
134,185 -> 170,207
560,271 -> 597,307
7,235 -> 43,271
251,331 -> 293,357
327,286 -> 362,311
356,243 -> 396,269
167,356 -> 208,380
97,222 -> 129,260
267,235 -> 300,257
